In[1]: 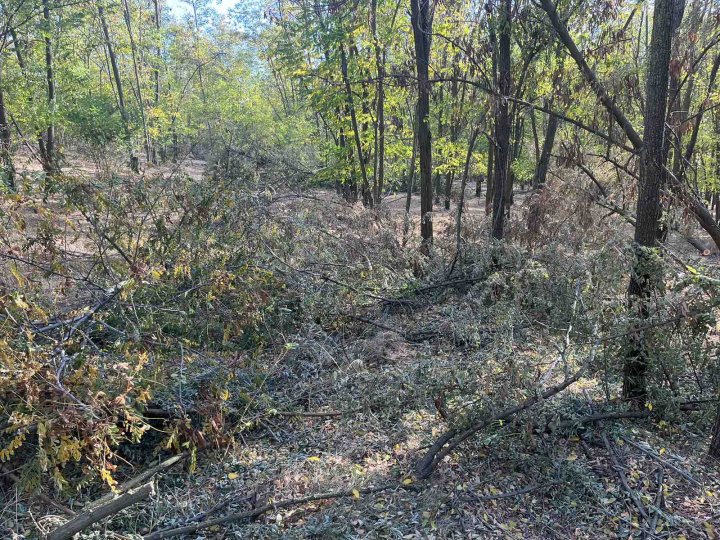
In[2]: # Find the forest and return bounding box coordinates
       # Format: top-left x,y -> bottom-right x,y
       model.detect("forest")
1,0 -> 720,537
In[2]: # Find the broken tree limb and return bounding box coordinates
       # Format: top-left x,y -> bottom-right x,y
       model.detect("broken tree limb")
601,433 -> 648,521
85,453 -> 187,511
619,436 -> 700,486
143,483 -> 413,540
538,0 -> 643,150
415,344 -> 599,479
45,481 -> 155,540
664,165 -> 720,252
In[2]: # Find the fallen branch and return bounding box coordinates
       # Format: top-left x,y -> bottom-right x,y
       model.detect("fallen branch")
462,482 -> 555,502
85,453 -> 187,511
645,468 -> 664,538
143,483 -> 413,540
415,343 -> 599,479
273,407 -> 363,418
601,433 -> 648,521
619,436 -> 699,486
46,481 -> 155,540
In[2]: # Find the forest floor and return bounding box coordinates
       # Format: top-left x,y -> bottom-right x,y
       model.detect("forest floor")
3,153 -> 720,539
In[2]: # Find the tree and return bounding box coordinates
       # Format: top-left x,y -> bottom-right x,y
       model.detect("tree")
411,0 -> 433,253
623,0 -> 678,403
491,0 -> 511,240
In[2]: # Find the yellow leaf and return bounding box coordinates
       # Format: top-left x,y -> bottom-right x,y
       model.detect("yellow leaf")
10,265 -> 25,287
352,489 -> 360,499
567,453 -> 578,461
228,472 -> 239,480
307,456 -> 321,462
402,477 -> 413,485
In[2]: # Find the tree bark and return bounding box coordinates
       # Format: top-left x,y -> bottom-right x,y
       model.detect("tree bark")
42,0 -> 58,174
710,400 -> 720,458
455,128 -> 479,249
0,60 -> 15,190
121,0 -> 152,167
340,44 -> 370,207
46,482 -> 155,540
152,0 -> 161,164
623,0 -> 676,404
492,0 -> 511,240
485,134 -> 494,214
98,2 -> 138,172
532,111 -> 558,189
411,0 -> 433,253
370,0 -> 385,205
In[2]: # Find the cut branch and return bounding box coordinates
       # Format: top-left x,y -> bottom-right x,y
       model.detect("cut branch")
415,343 -> 599,479
143,483 -> 412,540
46,481 -> 155,540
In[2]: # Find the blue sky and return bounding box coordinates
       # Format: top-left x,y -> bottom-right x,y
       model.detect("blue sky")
164,0 -> 238,16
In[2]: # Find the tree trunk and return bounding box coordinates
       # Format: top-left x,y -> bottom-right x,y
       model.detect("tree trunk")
98,3 -> 137,172
0,60 -> 15,190
492,0 -> 511,240
485,135 -> 494,214
403,121 -> 418,247
151,0 -> 161,164
455,128 -> 480,250
122,0 -> 152,167
370,0 -> 385,205
340,44 -> 370,207
710,401 -> 720,458
623,0 -> 676,404
532,111 -> 558,189
411,0 -> 433,253
42,0 -> 58,174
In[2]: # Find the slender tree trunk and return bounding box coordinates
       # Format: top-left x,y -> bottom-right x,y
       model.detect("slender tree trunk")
433,82 -> 444,205
370,0 -> 385,205
411,0 -> 433,253
121,0 -> 151,167
485,135 -> 494,214
455,128 -> 479,249
98,3 -> 138,172
339,45 -> 370,207
42,0 -> 58,174
151,0 -> 161,164
190,1 -> 213,152
403,122 -> 418,247
0,60 -> 15,190
492,0 -> 511,240
623,0 -> 676,404
710,401 -> 720,458
8,25 -> 49,169
532,111 -> 558,189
